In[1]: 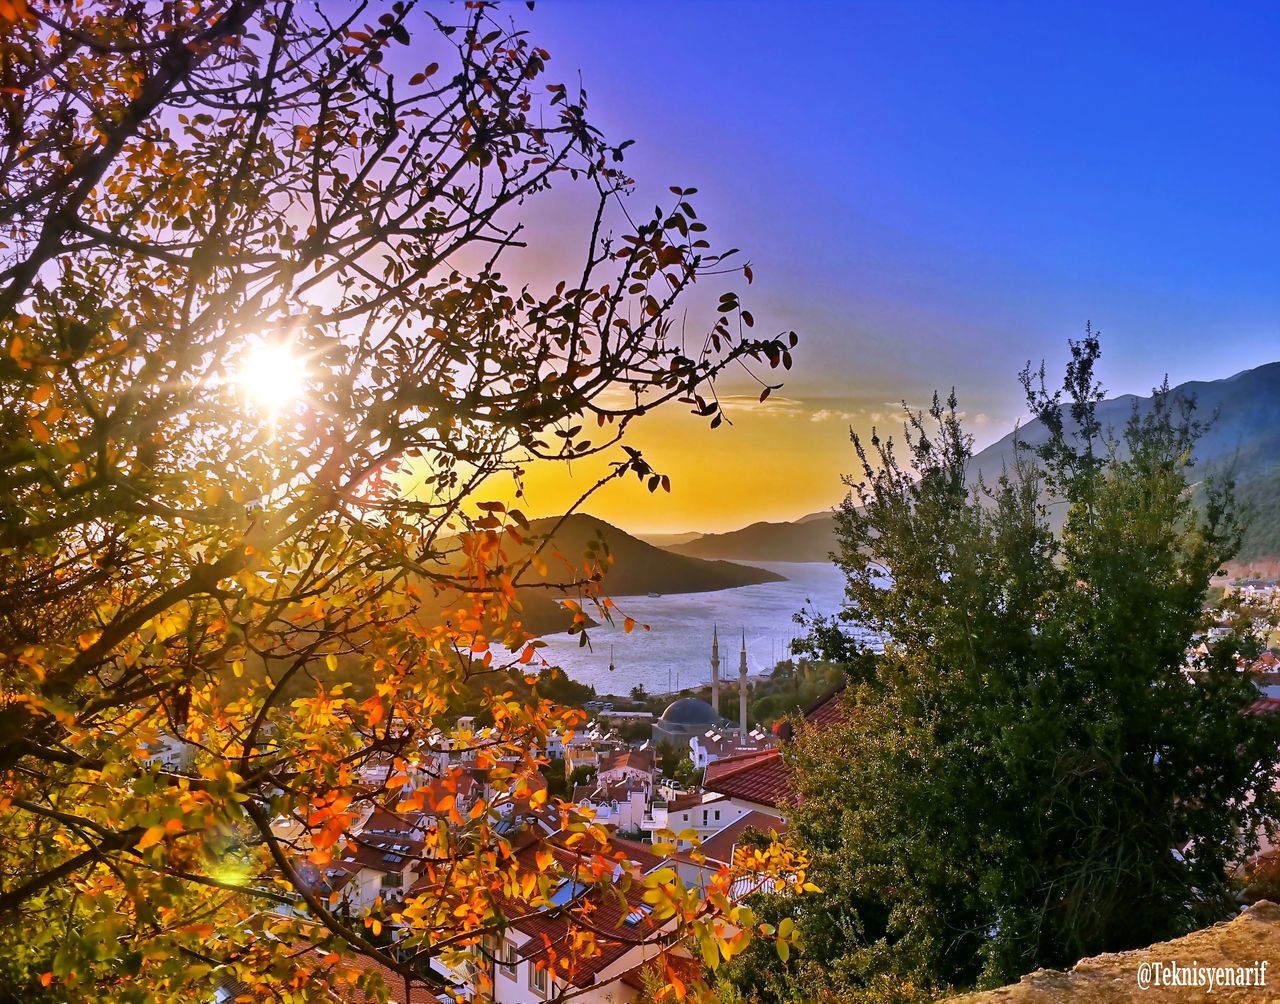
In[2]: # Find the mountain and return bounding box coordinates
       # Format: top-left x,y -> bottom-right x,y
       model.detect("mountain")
661,360 -> 1280,564
635,530 -> 705,548
519,514 -> 786,595
667,511 -> 837,563
418,514 -> 785,637
967,361 -> 1280,559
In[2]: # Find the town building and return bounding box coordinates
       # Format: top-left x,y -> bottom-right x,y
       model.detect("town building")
651,696 -> 721,745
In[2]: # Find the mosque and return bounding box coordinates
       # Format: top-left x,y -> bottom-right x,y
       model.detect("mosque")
651,626 -> 751,745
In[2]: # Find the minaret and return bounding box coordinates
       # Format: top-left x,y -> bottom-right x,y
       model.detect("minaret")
710,625 -> 720,717
739,629 -> 749,737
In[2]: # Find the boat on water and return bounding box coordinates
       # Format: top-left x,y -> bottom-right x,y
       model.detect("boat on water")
647,591 -> 662,598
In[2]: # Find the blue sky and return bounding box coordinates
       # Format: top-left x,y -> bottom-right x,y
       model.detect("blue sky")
408,1 -> 1280,530
526,0 -> 1278,414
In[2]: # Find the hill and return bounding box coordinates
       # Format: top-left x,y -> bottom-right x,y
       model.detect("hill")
667,512 -> 837,563
635,530 -> 705,548
660,360 -> 1280,564
519,514 -> 785,595
967,361 -> 1280,559
416,514 -> 783,637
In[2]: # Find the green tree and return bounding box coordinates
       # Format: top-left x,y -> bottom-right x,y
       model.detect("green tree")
674,755 -> 701,790
736,335 -> 1280,1000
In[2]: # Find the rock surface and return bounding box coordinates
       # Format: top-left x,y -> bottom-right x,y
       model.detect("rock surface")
951,901 -> 1280,1002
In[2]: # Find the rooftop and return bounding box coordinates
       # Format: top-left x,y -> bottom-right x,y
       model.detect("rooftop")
658,697 -> 720,725
700,810 -> 790,866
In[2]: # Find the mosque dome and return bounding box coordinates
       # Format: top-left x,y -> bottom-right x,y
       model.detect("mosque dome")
659,697 -> 719,726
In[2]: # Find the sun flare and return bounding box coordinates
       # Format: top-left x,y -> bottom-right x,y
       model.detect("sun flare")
236,340 -> 308,415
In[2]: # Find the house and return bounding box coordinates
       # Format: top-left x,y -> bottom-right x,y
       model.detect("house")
489,841 -> 689,1004
640,789 -> 752,848
340,832 -> 426,910
689,727 -> 775,770
564,732 -> 607,779
139,730 -> 198,771
597,748 -> 654,787
700,683 -> 849,821
573,778 -> 650,832
699,810 -> 790,867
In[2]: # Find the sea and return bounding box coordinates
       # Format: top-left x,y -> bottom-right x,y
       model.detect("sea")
529,561 -> 853,697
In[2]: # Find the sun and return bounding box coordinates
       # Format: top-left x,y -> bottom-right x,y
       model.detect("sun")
236,340 -> 308,415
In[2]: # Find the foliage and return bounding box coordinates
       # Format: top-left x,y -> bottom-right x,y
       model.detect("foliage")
657,737 -> 685,777
1241,852 -> 1280,905
746,658 -> 845,727
567,764 -> 598,789
740,335 -> 1280,1000
673,755 -> 701,790
0,2 -> 807,1000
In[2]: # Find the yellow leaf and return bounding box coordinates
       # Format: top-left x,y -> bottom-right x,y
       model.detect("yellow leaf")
232,660 -> 244,678
700,934 -> 720,971
136,825 -> 166,850
325,654 -> 338,672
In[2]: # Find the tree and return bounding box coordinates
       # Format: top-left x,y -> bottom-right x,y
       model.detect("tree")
568,764 -> 598,789
738,335 -> 1280,1001
673,755 -> 701,791
0,3 -> 806,1000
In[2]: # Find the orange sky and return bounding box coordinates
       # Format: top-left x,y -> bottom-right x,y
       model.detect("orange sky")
513,390 -> 985,536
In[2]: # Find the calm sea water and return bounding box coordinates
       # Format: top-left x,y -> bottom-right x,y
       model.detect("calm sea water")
531,561 -> 850,697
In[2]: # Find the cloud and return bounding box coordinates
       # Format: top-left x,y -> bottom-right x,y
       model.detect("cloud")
809,408 -> 858,423
717,393 -> 808,418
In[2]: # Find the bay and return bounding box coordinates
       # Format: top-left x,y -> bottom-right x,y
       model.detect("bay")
531,561 -> 852,697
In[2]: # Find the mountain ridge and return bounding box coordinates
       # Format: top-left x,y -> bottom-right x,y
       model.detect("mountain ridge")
660,359 -> 1280,563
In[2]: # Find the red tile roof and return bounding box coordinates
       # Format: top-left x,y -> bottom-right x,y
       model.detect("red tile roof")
802,683 -> 848,730
704,685 -> 849,809
513,880 -> 668,988
703,748 -> 776,786
341,833 -> 425,874
702,750 -> 790,809
617,950 -> 702,992
699,810 -> 789,865
600,748 -> 655,775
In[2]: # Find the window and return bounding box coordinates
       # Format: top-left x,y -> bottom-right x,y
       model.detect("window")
500,940 -> 517,978
714,810 -> 721,821
380,871 -> 403,889
529,962 -> 549,997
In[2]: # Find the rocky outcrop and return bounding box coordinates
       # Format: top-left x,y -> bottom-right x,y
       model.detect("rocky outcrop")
951,901 -> 1280,1002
